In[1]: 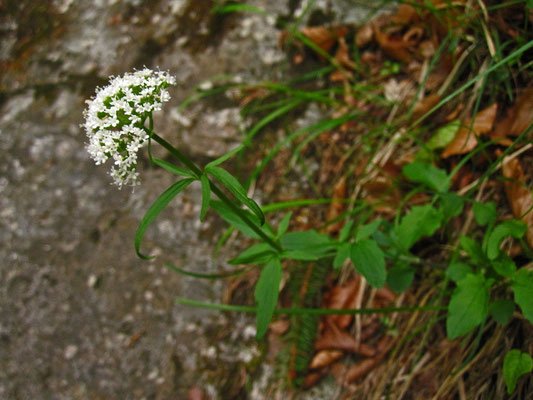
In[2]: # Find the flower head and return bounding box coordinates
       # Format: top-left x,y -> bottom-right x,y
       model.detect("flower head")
83,68 -> 176,188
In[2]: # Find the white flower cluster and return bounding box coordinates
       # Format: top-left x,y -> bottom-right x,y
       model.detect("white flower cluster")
83,68 -> 176,188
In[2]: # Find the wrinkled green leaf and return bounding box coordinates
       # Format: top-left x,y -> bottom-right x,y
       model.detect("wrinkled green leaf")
511,269 -> 533,324
355,219 -> 382,242
402,161 -> 450,193
459,236 -> 486,265
255,257 -> 283,340
207,166 -> 265,224
229,242 -> 276,265
473,201 -> 497,226
440,192 -> 464,221
350,239 -> 386,288
396,205 -> 444,251
280,230 -> 336,259
200,174 -> 210,221
486,220 -> 527,260
503,350 -> 533,394
387,262 -> 414,294
446,262 -> 473,283
135,178 -> 195,260
446,273 -> 490,339
489,299 -> 514,325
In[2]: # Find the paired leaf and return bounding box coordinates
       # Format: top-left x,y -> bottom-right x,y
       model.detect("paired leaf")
135,178 -> 195,259
254,257 -> 283,340
511,269 -> 533,324
229,242 -> 276,265
402,161 -> 450,193
207,166 -> 265,224
350,239 -> 386,288
152,158 -> 197,178
446,273 -> 490,339
503,350 -> 533,394
200,174 -> 210,221
395,205 -> 444,251
486,219 -> 527,260
210,200 -> 274,239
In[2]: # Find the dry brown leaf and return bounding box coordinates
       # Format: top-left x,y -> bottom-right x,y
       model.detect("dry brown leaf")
411,93 -> 440,122
502,157 -> 533,248
326,176 -> 347,235
335,36 -> 356,70
493,88 -> 533,140
304,370 -> 328,389
375,287 -> 396,303
324,277 -> 359,328
345,358 -> 378,383
356,24 -> 374,47
315,322 -> 376,357
309,350 -> 344,369
373,22 -> 412,63
441,103 -> 498,158
301,26 -> 349,56
394,4 -> 419,25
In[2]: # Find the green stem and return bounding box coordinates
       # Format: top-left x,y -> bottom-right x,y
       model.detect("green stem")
150,132 -> 282,252
176,297 -> 445,315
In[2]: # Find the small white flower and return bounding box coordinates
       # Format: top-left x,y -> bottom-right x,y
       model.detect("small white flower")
83,68 -> 176,188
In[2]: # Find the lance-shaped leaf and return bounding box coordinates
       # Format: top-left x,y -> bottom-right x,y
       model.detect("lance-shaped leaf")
199,174 -> 210,221
135,178 -> 195,259
206,166 -> 265,224
152,158 -> 197,178
254,257 -> 282,340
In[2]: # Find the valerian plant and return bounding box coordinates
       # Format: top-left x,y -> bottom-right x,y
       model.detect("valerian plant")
83,70 -> 532,393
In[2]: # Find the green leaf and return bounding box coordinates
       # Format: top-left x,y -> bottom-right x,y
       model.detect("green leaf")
210,200 -> 274,239
503,350 -> 533,394
439,192 -> 464,221
229,242 -> 276,265
473,201 -> 497,226
426,120 -> 460,149
489,299 -> 514,325
486,220 -> 527,260
387,262 -> 414,294
280,230 -> 336,259
402,161 -> 450,193
355,219 -> 382,242
459,236 -> 486,265
206,166 -> 265,224
333,242 -> 351,270
446,262 -> 473,283
281,250 -> 320,261
135,178 -> 195,260
200,174 -> 210,221
152,158 -> 197,178
277,212 -> 292,237
350,239 -> 386,288
446,273 -> 490,339
395,205 -> 444,251
255,257 -> 283,340
511,269 -> 533,324
339,219 -> 354,242
491,253 -> 516,278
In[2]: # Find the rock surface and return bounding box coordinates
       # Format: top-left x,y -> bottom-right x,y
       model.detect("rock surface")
0,1 -> 370,398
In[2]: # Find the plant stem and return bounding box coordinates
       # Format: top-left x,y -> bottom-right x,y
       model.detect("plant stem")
150,132 -> 282,252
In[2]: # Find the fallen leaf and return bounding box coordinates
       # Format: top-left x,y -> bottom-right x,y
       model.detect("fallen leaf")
411,93 -> 441,122
356,24 -> 374,47
315,321 -> 376,357
394,4 -> 419,25
345,358 -> 378,383
326,176 -> 347,235
441,103 -> 498,158
301,26 -> 349,56
324,277 -> 359,328
502,157 -> 533,248
493,88 -> 533,140
304,370 -> 328,388
187,387 -> 206,400
309,350 -> 344,369
335,36 -> 356,70
375,287 -> 396,303
373,21 -> 411,63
